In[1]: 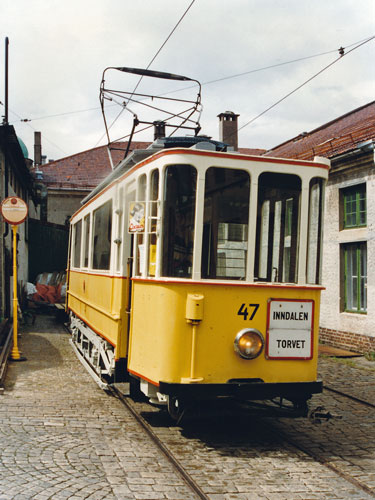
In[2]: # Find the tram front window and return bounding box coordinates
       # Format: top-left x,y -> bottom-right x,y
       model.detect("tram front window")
162,165 -> 197,278
255,173 -> 301,283
201,167 -> 250,280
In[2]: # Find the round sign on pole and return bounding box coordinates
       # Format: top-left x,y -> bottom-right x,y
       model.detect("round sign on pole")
0,196 -> 28,225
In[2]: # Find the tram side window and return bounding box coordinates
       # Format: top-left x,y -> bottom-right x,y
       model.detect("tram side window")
201,168 -> 250,280
73,220 -> 82,268
162,165 -> 196,278
135,175 -> 146,276
83,214 -> 90,268
255,173 -> 301,283
92,200 -> 112,270
148,169 -> 159,277
307,178 -> 323,284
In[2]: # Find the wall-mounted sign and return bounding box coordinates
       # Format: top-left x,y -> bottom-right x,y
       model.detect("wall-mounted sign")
0,196 -> 28,225
128,202 -> 145,233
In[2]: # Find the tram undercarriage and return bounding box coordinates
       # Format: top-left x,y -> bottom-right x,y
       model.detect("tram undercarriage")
69,314 -> 124,391
69,313 -> 324,420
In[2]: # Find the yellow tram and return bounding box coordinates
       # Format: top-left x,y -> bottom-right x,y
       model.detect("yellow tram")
67,140 -> 329,418
67,67 -> 330,419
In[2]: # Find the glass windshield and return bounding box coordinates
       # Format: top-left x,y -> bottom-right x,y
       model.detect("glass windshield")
201,167 -> 250,280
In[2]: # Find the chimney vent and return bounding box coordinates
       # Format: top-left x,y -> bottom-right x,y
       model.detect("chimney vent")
218,111 -> 239,150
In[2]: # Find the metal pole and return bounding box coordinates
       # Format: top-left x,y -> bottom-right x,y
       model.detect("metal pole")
10,225 -> 21,360
4,37 -> 9,125
10,223 -> 26,361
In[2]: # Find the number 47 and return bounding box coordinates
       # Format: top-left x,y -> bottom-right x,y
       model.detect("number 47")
237,303 -> 260,321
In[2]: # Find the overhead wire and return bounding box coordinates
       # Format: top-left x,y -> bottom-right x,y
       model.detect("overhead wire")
5,35 -> 372,125
2,34 -> 373,155
237,35 -> 375,134
3,106 -> 69,156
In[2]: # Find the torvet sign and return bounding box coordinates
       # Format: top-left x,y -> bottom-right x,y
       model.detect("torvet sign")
266,299 -> 314,359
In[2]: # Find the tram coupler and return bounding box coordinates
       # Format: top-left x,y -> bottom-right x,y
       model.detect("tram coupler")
309,406 -> 342,424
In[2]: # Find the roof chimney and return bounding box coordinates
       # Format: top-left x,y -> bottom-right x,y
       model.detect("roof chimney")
34,131 -> 42,166
218,111 -> 239,150
153,120 -> 166,140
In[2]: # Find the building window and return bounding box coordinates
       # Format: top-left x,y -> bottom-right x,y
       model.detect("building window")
343,242 -> 367,313
343,184 -> 366,228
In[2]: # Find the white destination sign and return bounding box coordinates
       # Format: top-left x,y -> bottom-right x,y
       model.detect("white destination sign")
267,299 -> 314,359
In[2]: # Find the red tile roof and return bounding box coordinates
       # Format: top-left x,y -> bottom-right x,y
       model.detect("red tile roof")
264,101 -> 375,161
37,102 -> 375,191
38,141 -> 266,190
37,142 -> 149,190
239,147 -> 266,155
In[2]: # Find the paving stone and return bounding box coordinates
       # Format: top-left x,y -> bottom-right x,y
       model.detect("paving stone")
2,314 -> 375,499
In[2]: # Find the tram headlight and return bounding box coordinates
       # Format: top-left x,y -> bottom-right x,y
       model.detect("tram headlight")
234,329 -> 264,360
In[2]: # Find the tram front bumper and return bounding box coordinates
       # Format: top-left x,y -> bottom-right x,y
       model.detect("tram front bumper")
158,379 -> 323,402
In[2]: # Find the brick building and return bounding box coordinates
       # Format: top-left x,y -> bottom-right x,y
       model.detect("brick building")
265,101 -> 375,353
37,142 -> 150,226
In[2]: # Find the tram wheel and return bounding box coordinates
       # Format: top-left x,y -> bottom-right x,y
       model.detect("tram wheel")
167,396 -> 184,420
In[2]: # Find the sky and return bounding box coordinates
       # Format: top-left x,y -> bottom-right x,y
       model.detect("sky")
1,0 -> 374,162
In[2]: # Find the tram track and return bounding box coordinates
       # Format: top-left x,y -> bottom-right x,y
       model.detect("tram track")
272,384 -> 375,498
111,385 -> 375,499
110,386 -> 210,500
273,420 -> 375,499
324,384 -> 375,409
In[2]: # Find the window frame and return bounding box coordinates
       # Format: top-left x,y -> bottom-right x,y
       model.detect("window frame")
342,184 -> 366,229
91,199 -> 113,271
82,214 -> 91,269
161,164 -> 197,279
201,166 -> 251,280
342,242 -> 367,314
255,172 -> 301,284
72,219 -> 82,269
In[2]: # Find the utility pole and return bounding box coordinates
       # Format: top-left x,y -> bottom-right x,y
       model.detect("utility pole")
3,37 -> 9,125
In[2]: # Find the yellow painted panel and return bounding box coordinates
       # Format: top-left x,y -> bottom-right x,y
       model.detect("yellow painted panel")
128,281 -> 321,385
67,271 -> 129,358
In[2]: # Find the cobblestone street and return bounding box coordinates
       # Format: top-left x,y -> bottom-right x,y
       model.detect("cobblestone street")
1,314 -> 375,500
